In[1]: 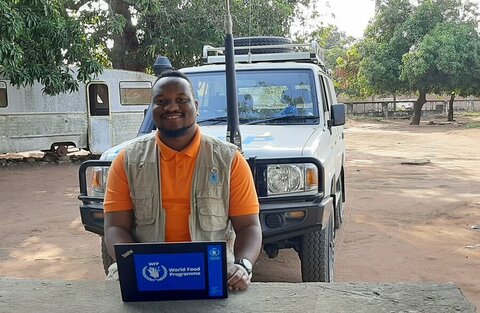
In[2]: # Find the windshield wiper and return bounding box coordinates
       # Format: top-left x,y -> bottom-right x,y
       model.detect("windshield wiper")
245,115 -> 320,125
198,116 -> 253,125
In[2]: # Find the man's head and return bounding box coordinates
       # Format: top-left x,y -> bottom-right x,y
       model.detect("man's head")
152,71 -> 198,139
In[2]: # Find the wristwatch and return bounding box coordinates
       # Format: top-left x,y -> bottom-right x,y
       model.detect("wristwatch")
235,258 -> 253,275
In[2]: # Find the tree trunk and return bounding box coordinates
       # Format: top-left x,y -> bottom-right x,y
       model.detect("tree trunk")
109,0 -> 144,71
447,93 -> 455,122
410,91 -> 427,125
393,94 -> 397,116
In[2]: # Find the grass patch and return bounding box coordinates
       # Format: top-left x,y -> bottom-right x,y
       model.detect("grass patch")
464,122 -> 480,129
461,112 -> 480,117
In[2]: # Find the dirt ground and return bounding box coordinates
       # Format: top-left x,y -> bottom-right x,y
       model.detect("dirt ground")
1,116 -> 479,308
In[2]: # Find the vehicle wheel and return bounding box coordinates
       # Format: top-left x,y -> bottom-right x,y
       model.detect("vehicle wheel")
299,212 -> 335,282
334,176 -> 345,230
234,36 -> 293,55
55,145 -> 68,157
101,236 -> 114,275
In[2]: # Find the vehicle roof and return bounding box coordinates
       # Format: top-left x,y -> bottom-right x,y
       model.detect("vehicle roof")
181,62 -> 327,74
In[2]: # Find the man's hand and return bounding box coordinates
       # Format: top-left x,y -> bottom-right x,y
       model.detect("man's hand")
227,263 -> 251,291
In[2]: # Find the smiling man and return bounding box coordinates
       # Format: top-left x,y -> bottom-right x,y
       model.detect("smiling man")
103,70 -> 262,291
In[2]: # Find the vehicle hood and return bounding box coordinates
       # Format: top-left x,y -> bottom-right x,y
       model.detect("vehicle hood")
100,126 -> 321,160
203,125 -> 320,158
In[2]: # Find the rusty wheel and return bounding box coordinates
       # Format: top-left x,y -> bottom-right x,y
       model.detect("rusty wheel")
55,145 -> 68,157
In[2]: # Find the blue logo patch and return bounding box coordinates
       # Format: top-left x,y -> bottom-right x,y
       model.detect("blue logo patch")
209,167 -> 219,185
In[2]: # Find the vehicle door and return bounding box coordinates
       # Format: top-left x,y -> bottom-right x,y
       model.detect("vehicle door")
317,73 -> 336,194
86,82 -> 111,154
319,74 -> 344,182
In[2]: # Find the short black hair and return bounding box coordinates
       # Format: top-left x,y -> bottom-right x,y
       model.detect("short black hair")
154,70 -> 194,94
156,70 -> 192,85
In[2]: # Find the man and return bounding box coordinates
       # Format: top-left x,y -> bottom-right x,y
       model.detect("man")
104,70 -> 262,291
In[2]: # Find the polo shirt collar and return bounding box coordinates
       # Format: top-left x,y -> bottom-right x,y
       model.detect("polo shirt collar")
156,126 -> 201,160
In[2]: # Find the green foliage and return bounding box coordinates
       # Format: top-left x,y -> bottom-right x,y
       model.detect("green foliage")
335,44 -> 371,99
359,0 -> 480,99
71,0 -> 309,70
360,0 -> 414,96
297,24 -> 356,70
0,0 -> 102,95
400,21 -> 480,97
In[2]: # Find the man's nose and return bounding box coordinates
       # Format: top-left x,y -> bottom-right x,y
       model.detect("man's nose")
163,98 -> 179,110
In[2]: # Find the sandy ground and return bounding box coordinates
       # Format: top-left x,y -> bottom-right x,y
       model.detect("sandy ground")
1,117 -> 479,308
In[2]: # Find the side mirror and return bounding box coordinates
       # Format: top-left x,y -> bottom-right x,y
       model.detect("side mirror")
330,103 -> 346,127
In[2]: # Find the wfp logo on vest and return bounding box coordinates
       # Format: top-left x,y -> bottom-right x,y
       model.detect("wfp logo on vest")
142,262 -> 168,282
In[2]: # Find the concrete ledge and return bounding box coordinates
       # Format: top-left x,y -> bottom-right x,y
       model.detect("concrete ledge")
0,278 -> 475,313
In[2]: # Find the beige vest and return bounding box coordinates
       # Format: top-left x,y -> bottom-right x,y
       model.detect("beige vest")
124,132 -> 238,265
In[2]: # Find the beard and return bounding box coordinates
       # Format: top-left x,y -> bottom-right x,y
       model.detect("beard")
158,121 -> 196,138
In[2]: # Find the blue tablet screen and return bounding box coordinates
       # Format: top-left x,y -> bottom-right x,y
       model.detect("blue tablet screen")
134,252 -> 206,291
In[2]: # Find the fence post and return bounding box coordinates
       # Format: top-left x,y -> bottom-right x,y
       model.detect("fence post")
382,102 -> 389,118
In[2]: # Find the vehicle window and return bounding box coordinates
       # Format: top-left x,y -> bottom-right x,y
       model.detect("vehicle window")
88,83 -> 109,116
119,81 -> 152,105
0,81 -> 7,108
188,70 -> 319,124
319,75 -> 331,112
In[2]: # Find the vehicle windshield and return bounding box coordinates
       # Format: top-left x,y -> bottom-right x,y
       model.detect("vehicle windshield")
188,69 -> 319,125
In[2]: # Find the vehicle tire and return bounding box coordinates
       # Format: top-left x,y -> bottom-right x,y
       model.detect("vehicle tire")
55,145 -> 68,157
334,176 -> 345,230
234,36 -> 293,55
101,236 -> 115,275
299,211 -> 335,282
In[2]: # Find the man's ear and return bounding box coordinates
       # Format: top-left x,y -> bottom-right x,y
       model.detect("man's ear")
195,99 -> 199,112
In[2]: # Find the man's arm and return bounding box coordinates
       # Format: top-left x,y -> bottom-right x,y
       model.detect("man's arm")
227,213 -> 262,291
104,211 -> 135,261
226,151 -> 262,290
231,214 -> 262,264
103,150 -> 136,261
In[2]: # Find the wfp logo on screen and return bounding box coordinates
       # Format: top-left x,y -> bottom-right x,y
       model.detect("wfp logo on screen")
209,248 -> 220,257
209,247 -> 221,261
142,262 -> 168,282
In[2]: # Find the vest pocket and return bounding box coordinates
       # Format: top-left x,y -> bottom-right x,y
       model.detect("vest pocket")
197,198 -> 228,231
131,190 -> 155,225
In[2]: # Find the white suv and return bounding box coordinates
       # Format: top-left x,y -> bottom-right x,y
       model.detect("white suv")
79,37 -> 346,282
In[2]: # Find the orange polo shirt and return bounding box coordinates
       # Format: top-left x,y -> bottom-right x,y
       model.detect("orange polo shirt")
104,128 -> 259,242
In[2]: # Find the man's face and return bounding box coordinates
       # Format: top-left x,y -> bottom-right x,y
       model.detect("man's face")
152,77 -> 198,138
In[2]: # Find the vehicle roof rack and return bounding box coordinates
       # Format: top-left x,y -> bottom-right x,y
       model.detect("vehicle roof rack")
202,41 -> 325,69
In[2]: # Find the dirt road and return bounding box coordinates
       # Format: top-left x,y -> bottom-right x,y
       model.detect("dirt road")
1,117 -> 479,308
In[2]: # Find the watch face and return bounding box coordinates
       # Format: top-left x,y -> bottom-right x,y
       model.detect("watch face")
241,258 -> 252,272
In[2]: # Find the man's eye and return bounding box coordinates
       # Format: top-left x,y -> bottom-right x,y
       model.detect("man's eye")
178,98 -> 189,104
155,99 -> 167,106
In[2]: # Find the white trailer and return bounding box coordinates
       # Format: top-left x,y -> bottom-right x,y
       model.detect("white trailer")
0,69 -> 156,155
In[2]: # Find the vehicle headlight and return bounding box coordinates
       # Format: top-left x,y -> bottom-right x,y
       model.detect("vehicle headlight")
92,167 -> 109,195
267,163 -> 318,196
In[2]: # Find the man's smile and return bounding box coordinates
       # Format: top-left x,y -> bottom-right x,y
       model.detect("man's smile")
162,113 -> 183,120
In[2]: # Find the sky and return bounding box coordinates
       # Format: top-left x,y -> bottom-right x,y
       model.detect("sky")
323,0 -> 376,38
321,0 -> 480,39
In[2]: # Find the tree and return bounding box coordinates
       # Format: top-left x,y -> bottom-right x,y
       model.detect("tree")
335,43 -> 370,99
297,24 -> 356,70
401,21 -> 480,123
359,0 -> 413,98
0,0 -> 102,95
70,0 -> 312,71
360,0 -> 480,125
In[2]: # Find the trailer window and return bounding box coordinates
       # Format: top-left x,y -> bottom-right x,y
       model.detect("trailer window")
88,83 -> 109,116
119,81 -> 152,105
0,82 -> 7,108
